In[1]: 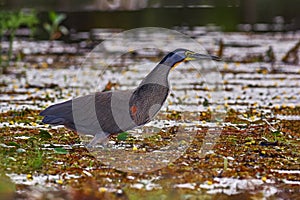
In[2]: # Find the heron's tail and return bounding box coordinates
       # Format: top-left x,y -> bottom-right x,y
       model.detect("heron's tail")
40,100 -> 73,126
41,115 -> 66,125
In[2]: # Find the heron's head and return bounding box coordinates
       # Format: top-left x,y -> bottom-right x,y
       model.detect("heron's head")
160,48 -> 220,68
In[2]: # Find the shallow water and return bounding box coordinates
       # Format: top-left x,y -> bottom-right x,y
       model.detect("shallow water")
0,30 -> 299,199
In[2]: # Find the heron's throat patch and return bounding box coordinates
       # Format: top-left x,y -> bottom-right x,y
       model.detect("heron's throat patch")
172,61 -> 182,69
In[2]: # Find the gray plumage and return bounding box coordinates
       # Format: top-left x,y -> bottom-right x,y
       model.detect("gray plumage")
40,49 -> 219,146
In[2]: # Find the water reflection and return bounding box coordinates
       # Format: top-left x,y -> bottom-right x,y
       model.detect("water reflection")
1,0 -> 299,31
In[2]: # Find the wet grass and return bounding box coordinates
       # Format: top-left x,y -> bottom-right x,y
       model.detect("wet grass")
0,107 -> 299,199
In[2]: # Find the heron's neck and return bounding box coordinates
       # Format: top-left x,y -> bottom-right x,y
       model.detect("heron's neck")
139,63 -> 171,88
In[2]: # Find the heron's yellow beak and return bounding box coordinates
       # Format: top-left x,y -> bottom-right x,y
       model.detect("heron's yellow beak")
185,51 -> 221,61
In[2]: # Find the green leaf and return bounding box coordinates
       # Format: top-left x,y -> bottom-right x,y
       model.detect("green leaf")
54,14 -> 66,26
59,25 -> 69,35
39,129 -> 52,139
7,141 -> 20,148
43,23 -> 51,33
223,157 -> 228,170
272,130 -> 281,137
117,132 -> 129,141
28,150 -> 43,169
203,98 -> 209,107
54,147 -> 68,154
49,11 -> 57,22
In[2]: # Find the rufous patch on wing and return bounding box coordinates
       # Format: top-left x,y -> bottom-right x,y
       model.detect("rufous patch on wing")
130,105 -> 137,116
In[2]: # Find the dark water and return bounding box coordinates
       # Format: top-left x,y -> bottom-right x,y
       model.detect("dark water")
1,0 -> 300,31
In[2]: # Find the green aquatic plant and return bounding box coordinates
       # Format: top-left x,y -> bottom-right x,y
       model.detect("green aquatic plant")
43,11 -> 69,40
0,10 -> 38,73
28,148 -> 44,170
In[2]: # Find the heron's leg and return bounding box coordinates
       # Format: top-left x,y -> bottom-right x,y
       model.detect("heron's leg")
86,132 -> 109,148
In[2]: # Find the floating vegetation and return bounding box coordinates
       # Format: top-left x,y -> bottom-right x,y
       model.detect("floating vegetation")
0,30 -> 299,199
